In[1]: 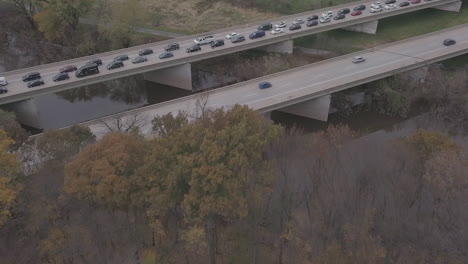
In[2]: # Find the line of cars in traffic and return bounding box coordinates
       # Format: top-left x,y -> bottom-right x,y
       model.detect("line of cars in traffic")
0,0 -> 455,93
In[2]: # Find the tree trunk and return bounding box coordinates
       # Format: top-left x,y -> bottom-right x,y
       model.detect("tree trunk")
206,215 -> 217,264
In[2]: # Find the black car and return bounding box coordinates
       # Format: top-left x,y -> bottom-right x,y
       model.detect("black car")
114,54 -> 129,62
139,48 -> 153,56
53,72 -> 69,82
307,20 -> 319,27
231,35 -> 245,43
86,59 -> 102,66
338,8 -> 350,14
132,56 -> 148,64
257,23 -> 273,31
399,1 -> 410,6
27,79 -> 44,88
334,14 -> 345,20
159,52 -> 174,59
307,15 -> 318,21
60,65 -> 77,73
354,4 -> 366,11
249,31 -> 265,39
443,39 -> 456,46
385,0 -> 396,3
211,40 -> 225,48
289,24 -> 301,31
107,61 -> 124,70
76,64 -> 99,78
0,86 -> 7,94
186,45 -> 201,53
165,43 -> 180,51
22,72 -> 41,82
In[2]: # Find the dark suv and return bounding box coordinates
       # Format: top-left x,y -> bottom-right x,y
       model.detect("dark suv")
231,35 -> 245,43
249,31 -> 266,39
211,40 -> 225,48
107,61 -> 124,70
165,43 -> 180,51
139,48 -> 153,56
257,23 -> 273,31
60,65 -> 77,73
186,45 -> 201,53
114,55 -> 129,62
22,72 -> 41,82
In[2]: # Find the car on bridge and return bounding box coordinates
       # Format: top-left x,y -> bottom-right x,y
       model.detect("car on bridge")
307,20 -> 319,27
443,39 -> 456,46
411,0 -> 421,3
132,56 -> 148,64
0,77 -> 7,94
257,23 -> 273,31
159,52 -> 174,59
352,56 -> 366,63
271,28 -> 284,35
385,0 -> 396,3
319,17 -> 331,23
27,79 -> 44,88
289,23 -> 301,31
139,48 -> 153,56
385,4 -> 396,9
293,19 -> 305,25
231,35 -> 246,43
225,32 -> 239,39
399,1 -> 410,6
353,4 -> 366,11
53,72 -> 70,82
186,45 -> 202,53
60,65 -> 77,73
86,59 -> 102,66
338,8 -> 350,14
211,40 -> 225,48
76,64 -> 99,78
107,60 -> 124,70
334,14 -> 345,20
165,43 -> 180,51
259,81 -> 272,89
307,15 -> 318,21
22,72 -> 41,82
249,31 -> 266,39
114,54 -> 129,62
274,21 -> 287,28
351,10 -> 362,16
194,35 -> 215,45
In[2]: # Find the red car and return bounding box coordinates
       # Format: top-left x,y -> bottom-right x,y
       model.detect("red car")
60,65 -> 78,73
351,10 -> 362,16
411,0 -> 421,3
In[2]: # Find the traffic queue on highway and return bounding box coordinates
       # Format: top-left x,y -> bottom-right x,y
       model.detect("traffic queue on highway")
0,0 -> 455,93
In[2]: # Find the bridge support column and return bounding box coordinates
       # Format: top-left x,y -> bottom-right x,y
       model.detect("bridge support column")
2,99 -> 43,129
144,63 -> 193,90
278,95 -> 331,121
432,1 -> 462,12
259,40 -> 294,54
343,20 -> 379,34
402,66 -> 429,84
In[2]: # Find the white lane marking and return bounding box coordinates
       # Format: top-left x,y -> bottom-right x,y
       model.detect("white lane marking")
244,92 -> 258,97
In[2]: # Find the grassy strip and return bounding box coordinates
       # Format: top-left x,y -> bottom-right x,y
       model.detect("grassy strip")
295,5 -> 468,52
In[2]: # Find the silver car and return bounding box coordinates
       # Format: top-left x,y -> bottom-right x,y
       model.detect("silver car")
352,56 -> 366,63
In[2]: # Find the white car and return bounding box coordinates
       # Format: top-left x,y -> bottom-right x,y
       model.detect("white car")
0,77 -> 7,87
271,28 -> 284,35
320,11 -> 333,18
352,56 -> 366,63
225,32 -> 239,39
370,7 -> 383,12
371,2 -> 382,8
319,17 -> 331,23
194,35 -> 214,45
275,21 -> 287,28
293,19 -> 305,24
385,4 -> 396,9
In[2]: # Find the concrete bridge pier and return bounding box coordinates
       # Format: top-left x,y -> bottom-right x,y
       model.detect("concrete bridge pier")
143,63 -> 193,90
432,1 -> 462,12
343,20 -> 379,34
258,40 -> 294,54
2,98 -> 43,129
278,95 -> 331,121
